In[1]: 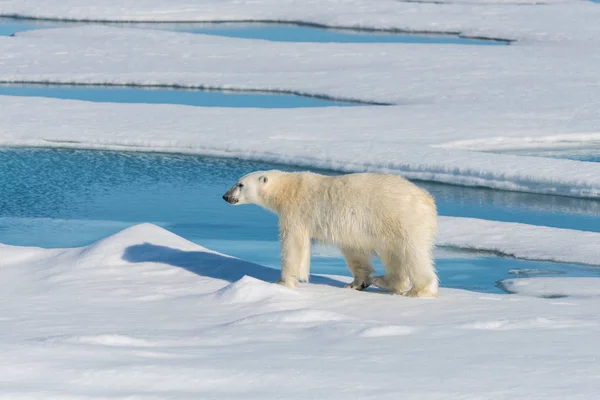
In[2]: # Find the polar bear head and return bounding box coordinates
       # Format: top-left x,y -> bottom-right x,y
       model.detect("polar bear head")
222,170 -> 278,207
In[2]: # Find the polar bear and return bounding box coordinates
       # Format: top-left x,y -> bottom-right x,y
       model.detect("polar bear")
222,170 -> 439,297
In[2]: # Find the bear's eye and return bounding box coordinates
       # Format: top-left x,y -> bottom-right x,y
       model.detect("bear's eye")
237,183 -> 244,188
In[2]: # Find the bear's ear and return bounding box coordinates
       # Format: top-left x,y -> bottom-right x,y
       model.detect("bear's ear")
259,175 -> 268,184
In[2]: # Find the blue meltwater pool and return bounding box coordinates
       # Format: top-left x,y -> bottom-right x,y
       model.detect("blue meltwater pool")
0,84 -> 359,108
1,148 -> 599,294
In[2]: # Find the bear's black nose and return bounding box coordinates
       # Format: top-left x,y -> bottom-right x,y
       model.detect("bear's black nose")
222,194 -> 230,202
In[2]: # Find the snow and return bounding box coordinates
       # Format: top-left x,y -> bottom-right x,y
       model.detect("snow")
2,0 -> 599,43
2,223 -> 600,399
1,1 -> 600,397
0,8 -> 600,197
438,217 -> 600,266
500,277 -> 600,298
2,96 -> 600,199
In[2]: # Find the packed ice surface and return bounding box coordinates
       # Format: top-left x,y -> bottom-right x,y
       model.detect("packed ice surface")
2,223 -> 600,399
1,0 -> 599,42
438,217 -> 600,265
1,2 -> 600,196
500,277 -> 600,298
2,95 -> 600,199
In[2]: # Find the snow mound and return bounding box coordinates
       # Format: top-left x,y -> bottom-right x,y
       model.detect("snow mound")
210,275 -> 300,304
71,222 -> 212,266
0,243 -> 60,267
499,277 -> 600,298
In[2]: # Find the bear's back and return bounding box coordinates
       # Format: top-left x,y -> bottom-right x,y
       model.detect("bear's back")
299,172 -> 435,248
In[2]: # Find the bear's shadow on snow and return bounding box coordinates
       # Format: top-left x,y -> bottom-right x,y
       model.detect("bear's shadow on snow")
122,243 -> 346,288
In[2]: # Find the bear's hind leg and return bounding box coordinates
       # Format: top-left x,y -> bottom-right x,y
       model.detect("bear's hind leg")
372,249 -> 411,294
401,239 -> 438,298
341,248 -> 374,291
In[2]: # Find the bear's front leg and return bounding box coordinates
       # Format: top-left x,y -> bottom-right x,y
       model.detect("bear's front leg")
341,248 -> 374,291
276,223 -> 311,289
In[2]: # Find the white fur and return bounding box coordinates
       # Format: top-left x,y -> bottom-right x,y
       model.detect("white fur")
223,170 -> 439,297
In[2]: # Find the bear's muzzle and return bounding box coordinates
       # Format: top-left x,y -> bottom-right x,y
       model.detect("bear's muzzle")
222,192 -> 239,204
